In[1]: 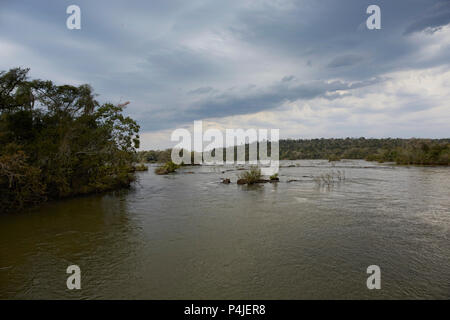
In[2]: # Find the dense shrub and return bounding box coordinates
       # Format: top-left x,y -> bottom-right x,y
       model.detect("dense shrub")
134,163 -> 148,171
238,166 -> 262,184
154,161 -> 180,175
0,149 -> 45,211
0,68 -> 140,212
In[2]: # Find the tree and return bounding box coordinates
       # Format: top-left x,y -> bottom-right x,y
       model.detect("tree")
0,67 -> 140,212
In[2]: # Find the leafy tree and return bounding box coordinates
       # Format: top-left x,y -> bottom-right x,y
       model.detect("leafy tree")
0,67 -> 140,212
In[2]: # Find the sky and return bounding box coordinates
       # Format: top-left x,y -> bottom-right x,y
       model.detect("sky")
1,0 -> 450,149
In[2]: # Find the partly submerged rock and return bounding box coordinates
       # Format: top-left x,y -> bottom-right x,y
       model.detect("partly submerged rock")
237,178 -> 272,185
237,179 -> 247,185
222,178 -> 231,184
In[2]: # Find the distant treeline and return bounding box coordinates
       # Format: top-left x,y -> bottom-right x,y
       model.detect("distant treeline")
138,138 -> 450,165
0,68 -> 140,213
280,138 -> 450,164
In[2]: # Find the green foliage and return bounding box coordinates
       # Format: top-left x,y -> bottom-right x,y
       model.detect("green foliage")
154,161 -> 180,175
0,67 -> 140,212
140,138 -> 450,166
136,148 -> 199,164
279,138 -> 450,165
367,140 -> 450,165
328,155 -> 341,162
134,163 -> 148,171
137,149 -> 172,163
0,148 -> 46,211
270,173 -> 278,180
238,166 -> 262,184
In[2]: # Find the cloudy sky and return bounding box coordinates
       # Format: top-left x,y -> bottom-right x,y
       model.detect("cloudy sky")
1,0 -> 450,149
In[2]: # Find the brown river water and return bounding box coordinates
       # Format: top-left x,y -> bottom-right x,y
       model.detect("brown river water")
1,160 -> 449,299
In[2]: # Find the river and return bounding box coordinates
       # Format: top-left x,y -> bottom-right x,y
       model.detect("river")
1,160 -> 449,299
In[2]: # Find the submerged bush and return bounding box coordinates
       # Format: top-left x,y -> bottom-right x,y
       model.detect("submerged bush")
154,161 -> 180,175
238,166 -> 262,184
270,173 -> 279,180
134,163 -> 148,171
314,170 -> 345,186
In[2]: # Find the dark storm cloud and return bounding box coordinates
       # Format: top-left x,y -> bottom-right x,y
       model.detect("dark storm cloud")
188,86 -> 214,95
281,75 -> 295,82
0,0 -> 449,136
404,1 -> 450,34
175,77 -> 385,123
327,54 -> 364,68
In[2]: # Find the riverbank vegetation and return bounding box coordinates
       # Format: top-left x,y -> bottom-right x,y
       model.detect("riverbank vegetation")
139,138 -> 450,166
0,68 -> 140,213
237,166 -> 262,185
281,138 -> 450,165
133,163 -> 148,171
155,161 -> 180,175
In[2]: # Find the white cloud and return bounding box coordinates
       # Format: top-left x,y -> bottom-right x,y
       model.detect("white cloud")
2,0 -> 450,149
139,65 -> 450,149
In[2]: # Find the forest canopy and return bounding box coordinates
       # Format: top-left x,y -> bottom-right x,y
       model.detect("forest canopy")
138,138 -> 450,165
0,67 -> 140,213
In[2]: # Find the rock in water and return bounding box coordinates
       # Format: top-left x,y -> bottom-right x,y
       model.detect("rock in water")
237,179 -> 247,185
